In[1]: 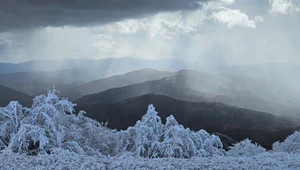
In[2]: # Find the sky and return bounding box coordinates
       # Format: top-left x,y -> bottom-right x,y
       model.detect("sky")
0,0 -> 300,65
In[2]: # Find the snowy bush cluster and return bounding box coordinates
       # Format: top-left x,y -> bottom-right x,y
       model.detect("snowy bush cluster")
119,104 -> 224,158
0,89 -> 117,156
1,89 -> 300,161
0,90 -> 223,158
227,139 -> 266,157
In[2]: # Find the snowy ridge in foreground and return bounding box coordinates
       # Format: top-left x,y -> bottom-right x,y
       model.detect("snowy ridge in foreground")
1,151 -> 300,170
1,89 -> 300,169
0,89 -> 223,158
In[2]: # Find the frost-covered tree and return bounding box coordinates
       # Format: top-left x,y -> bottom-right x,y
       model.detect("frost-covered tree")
227,139 -> 266,157
5,89 -> 76,154
0,89 -> 117,155
119,104 -> 163,158
119,105 -> 224,158
161,115 -> 223,158
273,131 -> 300,154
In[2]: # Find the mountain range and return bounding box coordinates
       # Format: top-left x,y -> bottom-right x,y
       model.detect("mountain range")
61,68 -> 173,101
1,58 -> 300,149
74,69 -> 300,116
0,57 -> 195,74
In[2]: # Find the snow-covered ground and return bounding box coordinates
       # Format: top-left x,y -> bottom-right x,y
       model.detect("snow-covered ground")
1,151 -> 300,170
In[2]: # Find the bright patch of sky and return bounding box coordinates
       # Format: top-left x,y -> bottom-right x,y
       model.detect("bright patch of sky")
0,0 -> 300,66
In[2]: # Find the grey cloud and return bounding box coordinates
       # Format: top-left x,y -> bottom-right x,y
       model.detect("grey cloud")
0,0 -> 208,32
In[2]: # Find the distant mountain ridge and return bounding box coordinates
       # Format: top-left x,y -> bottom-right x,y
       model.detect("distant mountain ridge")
0,57 -> 195,74
0,69 -> 87,96
75,69 -> 300,116
0,85 -> 33,107
61,68 -> 174,101
75,79 -> 208,105
0,57 -> 195,96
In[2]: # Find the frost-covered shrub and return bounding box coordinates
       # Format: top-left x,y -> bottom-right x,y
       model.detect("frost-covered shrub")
1,90 -> 224,158
119,104 -> 224,158
273,131 -> 300,154
227,139 -> 266,157
161,115 -> 223,158
119,104 -> 163,158
4,89 -> 78,154
0,89 -> 117,155
0,101 -> 24,151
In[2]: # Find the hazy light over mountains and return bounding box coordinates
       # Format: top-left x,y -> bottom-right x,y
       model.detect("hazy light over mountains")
0,0 -> 299,66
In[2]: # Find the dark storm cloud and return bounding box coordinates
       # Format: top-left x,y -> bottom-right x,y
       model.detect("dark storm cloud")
0,0 -> 207,32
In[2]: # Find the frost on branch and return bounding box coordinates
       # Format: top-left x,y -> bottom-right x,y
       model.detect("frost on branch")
227,139 -> 266,157
119,104 -> 224,158
273,131 -> 300,154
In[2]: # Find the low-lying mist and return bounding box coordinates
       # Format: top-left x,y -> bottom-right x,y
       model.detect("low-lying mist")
1,57 -> 299,118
